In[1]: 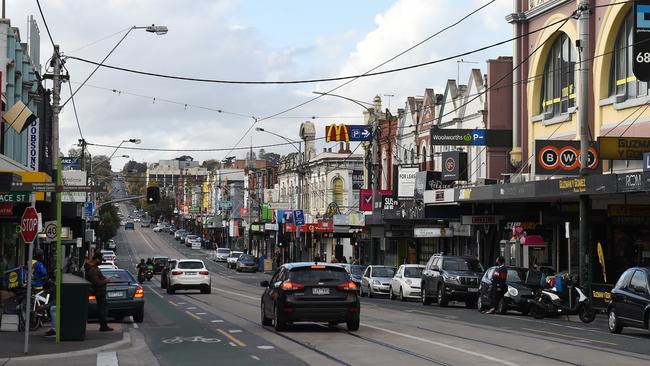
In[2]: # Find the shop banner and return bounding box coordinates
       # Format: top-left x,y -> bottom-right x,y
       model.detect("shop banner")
0,203 -> 14,216
352,170 -> 364,190
442,151 -> 468,181
616,172 -> 646,192
397,167 -> 418,197
598,136 -> 650,160
359,188 -> 392,212
429,128 -> 511,146
535,140 -> 600,175
414,227 -> 453,238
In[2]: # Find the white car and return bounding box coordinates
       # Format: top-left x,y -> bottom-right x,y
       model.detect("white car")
389,264 -> 425,301
152,225 -> 163,232
214,248 -> 231,262
167,259 -> 211,294
98,261 -> 118,270
100,250 -> 116,263
227,251 -> 243,269
185,235 -> 198,246
107,239 -> 116,251
190,237 -> 202,250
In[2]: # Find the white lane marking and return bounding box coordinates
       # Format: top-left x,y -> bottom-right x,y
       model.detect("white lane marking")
186,307 -> 197,310
135,228 -> 157,251
229,341 -> 237,347
211,286 -> 258,301
211,320 -> 224,323
196,312 -> 208,315
251,355 -> 261,360
96,351 -> 118,366
257,345 -> 274,350
229,329 -> 243,333
146,286 -> 164,299
363,323 -> 521,366
177,302 -> 187,305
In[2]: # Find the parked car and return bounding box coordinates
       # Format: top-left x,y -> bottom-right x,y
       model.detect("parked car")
98,261 -> 118,270
179,232 -> 189,243
608,267 -> 650,334
421,255 -> 483,308
359,265 -> 396,298
89,269 -> 144,323
390,264 -> 425,301
174,230 -> 186,241
124,222 -> 135,230
152,225 -> 164,232
477,266 -> 536,314
160,259 -> 178,289
106,239 -> 116,251
140,220 -> 151,228
236,254 -> 257,272
190,237 -> 202,250
166,259 -> 211,295
214,248 -> 231,262
227,251 -> 244,269
260,262 -> 360,331
100,250 -> 116,263
152,256 -> 169,274
185,235 -> 198,247
340,264 -> 367,291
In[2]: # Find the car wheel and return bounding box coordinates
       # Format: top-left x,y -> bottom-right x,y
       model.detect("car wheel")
389,286 -> 395,300
496,298 -> 507,315
347,314 -> 360,331
273,303 -> 285,331
368,286 -> 374,298
133,309 -> 144,323
359,285 -> 365,297
261,303 -> 272,326
422,287 -> 432,305
399,288 -> 405,302
477,296 -> 485,312
608,308 -> 623,334
437,284 -> 448,307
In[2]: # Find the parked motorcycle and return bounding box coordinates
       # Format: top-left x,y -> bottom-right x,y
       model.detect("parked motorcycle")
527,273 -> 596,323
16,288 -> 51,331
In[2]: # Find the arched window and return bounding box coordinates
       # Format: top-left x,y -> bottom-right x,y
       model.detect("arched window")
410,148 -> 415,164
610,11 -> 648,99
421,146 -> 427,171
332,177 -> 344,207
403,148 -> 408,163
541,33 -> 575,117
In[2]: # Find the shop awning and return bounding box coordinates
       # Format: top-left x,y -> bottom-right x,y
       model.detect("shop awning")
520,235 -> 545,246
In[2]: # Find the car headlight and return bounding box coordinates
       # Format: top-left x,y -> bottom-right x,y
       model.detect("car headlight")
372,279 -> 381,286
507,286 -> 518,297
405,279 -> 412,285
444,274 -> 459,283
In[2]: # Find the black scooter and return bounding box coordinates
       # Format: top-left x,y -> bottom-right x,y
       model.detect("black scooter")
528,275 -> 596,323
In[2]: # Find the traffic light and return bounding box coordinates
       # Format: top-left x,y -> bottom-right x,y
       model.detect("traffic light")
146,186 -> 160,204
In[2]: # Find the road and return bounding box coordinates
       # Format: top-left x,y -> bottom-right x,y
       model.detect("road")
108,205 -> 650,366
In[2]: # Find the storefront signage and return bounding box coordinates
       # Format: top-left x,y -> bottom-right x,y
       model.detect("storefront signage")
381,196 -> 400,210
535,140 -> 599,175
264,223 -> 278,231
633,0 -> 650,82
0,203 -> 14,216
450,222 -> 472,236
333,214 -> 348,226
429,128 -> 511,146
348,211 -> 365,226
0,192 -> 30,203
608,204 -> 650,217
442,151 -> 468,181
558,177 -> 587,193
617,172 -> 645,192
598,136 -> 650,160
268,202 -> 290,210
359,189 -> 392,212
415,171 -> 451,200
461,215 -> 499,225
397,167 -> 418,197
352,170 -> 364,190
61,170 -> 88,203
28,118 -> 39,171
414,227 -> 454,238
325,124 -> 372,142
424,188 -> 455,204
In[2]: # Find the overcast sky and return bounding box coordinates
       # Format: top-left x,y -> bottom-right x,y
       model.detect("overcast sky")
10,0 -> 511,168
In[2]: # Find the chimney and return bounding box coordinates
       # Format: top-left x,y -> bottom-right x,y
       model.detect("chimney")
323,148 -> 327,153
339,142 -> 344,153
345,142 -> 351,153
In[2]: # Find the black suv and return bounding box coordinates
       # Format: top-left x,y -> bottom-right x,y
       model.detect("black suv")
608,267 -> 650,335
421,255 -> 484,308
260,262 -> 360,331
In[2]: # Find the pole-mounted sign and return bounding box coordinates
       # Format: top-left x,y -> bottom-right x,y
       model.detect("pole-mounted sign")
634,0 -> 650,81
21,206 -> 39,243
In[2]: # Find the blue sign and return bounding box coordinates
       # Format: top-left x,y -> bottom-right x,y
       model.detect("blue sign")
644,152 -> 650,172
348,125 -> 372,142
471,129 -> 485,145
85,202 -> 93,218
293,210 -> 305,225
61,156 -> 81,170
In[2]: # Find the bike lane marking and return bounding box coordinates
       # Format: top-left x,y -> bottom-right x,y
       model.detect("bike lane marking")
185,311 -> 201,320
217,328 -> 247,347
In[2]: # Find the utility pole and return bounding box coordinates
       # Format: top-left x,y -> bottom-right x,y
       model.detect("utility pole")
371,111 -> 380,212
578,0 -> 590,287
51,45 -> 61,168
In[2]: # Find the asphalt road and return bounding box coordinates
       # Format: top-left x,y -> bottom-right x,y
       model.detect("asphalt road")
105,210 -> 650,366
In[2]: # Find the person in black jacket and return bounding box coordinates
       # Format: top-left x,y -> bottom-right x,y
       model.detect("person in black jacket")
85,252 -> 112,331
485,256 -> 507,314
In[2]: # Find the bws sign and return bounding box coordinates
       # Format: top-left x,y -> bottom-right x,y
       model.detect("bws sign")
535,140 -> 600,175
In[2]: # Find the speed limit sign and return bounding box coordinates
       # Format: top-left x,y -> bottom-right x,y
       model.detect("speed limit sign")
43,221 -> 58,242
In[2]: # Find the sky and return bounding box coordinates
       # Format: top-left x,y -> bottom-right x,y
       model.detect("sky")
9,0 -> 512,168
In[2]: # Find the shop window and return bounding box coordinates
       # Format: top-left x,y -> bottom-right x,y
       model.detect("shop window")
540,33 -> 576,119
609,11 -> 649,101
332,177 -> 344,206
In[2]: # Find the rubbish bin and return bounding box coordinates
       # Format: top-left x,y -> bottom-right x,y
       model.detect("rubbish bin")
60,273 -> 90,341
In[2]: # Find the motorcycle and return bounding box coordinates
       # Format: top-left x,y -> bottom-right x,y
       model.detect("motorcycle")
137,271 -> 146,283
527,274 -> 596,323
145,268 -> 154,281
16,288 -> 51,331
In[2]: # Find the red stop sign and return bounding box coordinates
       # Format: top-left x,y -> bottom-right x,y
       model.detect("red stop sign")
21,207 -> 39,243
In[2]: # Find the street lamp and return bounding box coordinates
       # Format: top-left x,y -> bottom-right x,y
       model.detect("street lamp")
62,24 -> 168,108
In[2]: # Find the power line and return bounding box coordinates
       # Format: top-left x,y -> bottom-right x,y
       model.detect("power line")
85,137 -> 329,152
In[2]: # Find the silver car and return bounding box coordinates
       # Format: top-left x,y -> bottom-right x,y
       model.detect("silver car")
359,265 -> 397,298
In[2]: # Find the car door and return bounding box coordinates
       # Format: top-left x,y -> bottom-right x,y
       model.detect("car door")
264,268 -> 284,315
480,268 -> 495,307
431,257 -> 442,295
626,270 -> 650,326
392,266 -> 403,295
422,257 -> 434,293
362,267 -> 371,292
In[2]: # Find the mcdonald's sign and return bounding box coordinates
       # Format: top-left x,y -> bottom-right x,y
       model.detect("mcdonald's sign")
326,124 -> 350,142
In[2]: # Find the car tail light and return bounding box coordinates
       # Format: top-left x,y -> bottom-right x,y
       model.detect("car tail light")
281,281 -> 304,291
134,287 -> 144,298
199,271 -> 209,275
88,295 -> 96,301
171,271 -> 182,276
337,281 -> 357,291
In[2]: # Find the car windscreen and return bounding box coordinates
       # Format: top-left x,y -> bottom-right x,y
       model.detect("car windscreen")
154,258 -> 168,264
506,268 -> 527,283
372,267 -> 396,277
442,258 -> 483,272
178,261 -> 204,269
289,267 -> 349,284
101,270 -> 135,283
229,252 -> 243,258
404,267 -> 423,278
350,265 -> 366,276
217,249 -> 230,254
239,255 -> 255,262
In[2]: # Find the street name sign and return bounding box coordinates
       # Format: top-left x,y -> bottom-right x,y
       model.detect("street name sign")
0,192 -> 30,203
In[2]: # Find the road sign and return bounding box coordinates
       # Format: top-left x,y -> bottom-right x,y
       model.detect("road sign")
9,182 -> 106,192
21,207 -> 39,243
293,210 -> 305,225
348,125 -> 372,142
0,192 -> 30,203
634,0 -> 650,81
43,221 -> 57,242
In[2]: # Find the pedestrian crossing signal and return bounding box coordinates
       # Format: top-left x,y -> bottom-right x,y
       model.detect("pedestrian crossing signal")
147,186 -> 160,204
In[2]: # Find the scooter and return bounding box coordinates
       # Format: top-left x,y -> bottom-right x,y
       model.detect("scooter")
137,271 -> 146,283
527,274 -> 596,323
145,268 -> 154,281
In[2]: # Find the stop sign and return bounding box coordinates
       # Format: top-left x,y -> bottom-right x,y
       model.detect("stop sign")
21,207 -> 39,243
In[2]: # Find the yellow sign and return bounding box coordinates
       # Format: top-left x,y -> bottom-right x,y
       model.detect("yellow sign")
597,242 -> 607,283
598,136 -> 650,160
558,178 -> 586,193
325,124 -> 350,142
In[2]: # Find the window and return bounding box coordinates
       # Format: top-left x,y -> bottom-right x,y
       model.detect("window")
629,270 -> 648,293
332,177 -> 344,206
610,11 -> 649,99
540,33 -> 576,118
410,148 -> 415,164
615,268 -> 634,289
177,261 -> 204,269
421,146 -> 427,171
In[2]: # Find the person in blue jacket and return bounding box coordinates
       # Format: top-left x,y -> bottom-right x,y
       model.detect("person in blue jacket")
32,248 -> 48,292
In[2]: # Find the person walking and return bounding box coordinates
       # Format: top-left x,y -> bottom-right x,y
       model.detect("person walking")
85,252 -> 112,331
485,256 -> 507,314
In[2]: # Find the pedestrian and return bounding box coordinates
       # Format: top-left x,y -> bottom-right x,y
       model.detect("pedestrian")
85,252 -> 113,331
40,281 -> 56,338
32,248 -> 48,292
340,256 -> 347,264
485,256 -> 507,314
352,257 -> 359,265
331,256 -> 339,264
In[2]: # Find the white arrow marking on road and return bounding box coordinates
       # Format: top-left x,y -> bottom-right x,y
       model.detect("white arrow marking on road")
251,355 -> 261,360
